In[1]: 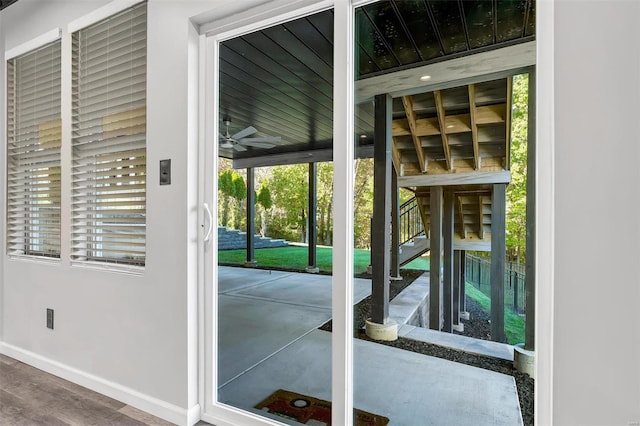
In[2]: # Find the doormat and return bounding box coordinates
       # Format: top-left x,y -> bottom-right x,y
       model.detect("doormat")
255,389 -> 389,426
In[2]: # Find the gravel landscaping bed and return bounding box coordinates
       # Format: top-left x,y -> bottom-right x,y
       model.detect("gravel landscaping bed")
319,269 -> 534,426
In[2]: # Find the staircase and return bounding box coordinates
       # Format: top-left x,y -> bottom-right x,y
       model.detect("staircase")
398,197 -> 428,266
398,191 -> 494,265
218,227 -> 288,250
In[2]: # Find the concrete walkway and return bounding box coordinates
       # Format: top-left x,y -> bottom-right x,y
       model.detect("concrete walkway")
217,266 -> 523,425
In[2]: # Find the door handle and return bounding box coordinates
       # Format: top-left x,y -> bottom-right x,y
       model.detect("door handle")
203,202 -> 213,242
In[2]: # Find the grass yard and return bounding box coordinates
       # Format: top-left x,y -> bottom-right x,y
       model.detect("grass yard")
217,245 -> 429,274
465,282 -> 525,345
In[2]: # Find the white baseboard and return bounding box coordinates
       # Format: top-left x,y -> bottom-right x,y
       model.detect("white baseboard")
0,342 -> 201,426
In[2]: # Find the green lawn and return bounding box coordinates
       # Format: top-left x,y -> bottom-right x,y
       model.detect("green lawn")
465,282 -> 525,345
217,245 -> 429,274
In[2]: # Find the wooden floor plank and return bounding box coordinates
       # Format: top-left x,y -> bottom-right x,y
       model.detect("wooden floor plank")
0,356 -> 188,426
0,388 -> 70,426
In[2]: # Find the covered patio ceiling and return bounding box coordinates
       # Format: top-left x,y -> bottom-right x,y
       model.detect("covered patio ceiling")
219,0 -> 536,174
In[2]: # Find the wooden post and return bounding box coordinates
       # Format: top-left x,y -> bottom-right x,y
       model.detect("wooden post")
460,250 -> 467,313
429,186 -> 443,330
453,250 -> 461,326
443,191 -> 454,332
245,168 -> 257,267
390,164 -> 401,279
306,162 -> 319,273
525,69 -> 536,350
491,183 -> 507,342
371,94 -> 392,324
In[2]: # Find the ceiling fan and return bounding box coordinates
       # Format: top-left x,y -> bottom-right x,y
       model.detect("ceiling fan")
219,118 -> 281,151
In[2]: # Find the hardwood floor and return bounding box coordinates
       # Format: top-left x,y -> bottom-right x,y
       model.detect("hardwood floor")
0,354 -> 211,425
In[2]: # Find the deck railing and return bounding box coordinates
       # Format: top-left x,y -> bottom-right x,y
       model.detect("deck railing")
399,197 -> 425,246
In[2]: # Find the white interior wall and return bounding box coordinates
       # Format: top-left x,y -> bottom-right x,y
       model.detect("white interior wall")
0,0 -> 219,418
553,1 -> 640,424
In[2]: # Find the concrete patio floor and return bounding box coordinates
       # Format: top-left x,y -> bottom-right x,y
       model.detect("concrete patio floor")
217,266 -> 523,425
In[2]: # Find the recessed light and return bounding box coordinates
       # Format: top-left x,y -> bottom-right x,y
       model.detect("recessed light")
446,124 -> 455,129
360,134 -> 367,139
420,75 -> 431,81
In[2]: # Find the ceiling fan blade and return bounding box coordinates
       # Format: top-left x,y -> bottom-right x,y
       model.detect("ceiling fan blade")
239,136 -> 281,143
239,140 -> 276,149
231,126 -> 258,140
233,143 -> 247,152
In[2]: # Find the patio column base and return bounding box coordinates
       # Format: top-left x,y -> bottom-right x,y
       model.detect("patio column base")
514,343 -> 535,378
365,319 -> 398,341
452,323 -> 464,332
460,311 -> 470,320
305,266 -> 320,274
244,260 -> 258,268
390,275 -> 403,281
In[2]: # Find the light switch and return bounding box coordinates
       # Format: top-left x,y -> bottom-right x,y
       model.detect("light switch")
160,159 -> 171,185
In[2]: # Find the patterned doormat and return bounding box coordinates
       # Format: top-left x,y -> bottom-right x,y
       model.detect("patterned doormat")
255,389 -> 389,426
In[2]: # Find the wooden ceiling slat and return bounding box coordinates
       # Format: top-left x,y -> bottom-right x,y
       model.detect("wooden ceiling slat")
401,95 -> 427,173
456,194 -> 467,239
468,84 -> 480,170
505,77 -> 513,170
433,90 -> 453,171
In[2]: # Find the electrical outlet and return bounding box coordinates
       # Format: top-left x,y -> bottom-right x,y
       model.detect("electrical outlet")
46,308 -> 54,329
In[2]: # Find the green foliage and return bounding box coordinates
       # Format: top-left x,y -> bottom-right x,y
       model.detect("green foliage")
465,282 -> 525,345
506,74 -> 529,261
218,169 -> 246,229
257,180 -> 272,210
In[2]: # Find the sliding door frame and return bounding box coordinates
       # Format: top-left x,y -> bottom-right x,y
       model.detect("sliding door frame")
197,0 -> 555,424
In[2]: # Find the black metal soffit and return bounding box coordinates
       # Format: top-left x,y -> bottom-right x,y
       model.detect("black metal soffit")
0,0 -> 19,11
219,0 -> 535,162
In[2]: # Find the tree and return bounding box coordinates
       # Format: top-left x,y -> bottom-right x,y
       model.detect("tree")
218,169 -> 246,230
256,179 -> 272,236
506,73 -> 529,261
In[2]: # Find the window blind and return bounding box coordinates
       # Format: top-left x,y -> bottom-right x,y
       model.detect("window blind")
6,40 -> 62,258
71,3 -> 147,267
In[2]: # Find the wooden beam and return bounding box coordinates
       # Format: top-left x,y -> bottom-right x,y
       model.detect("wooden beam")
401,95 -> 427,172
505,77 -> 513,170
453,250 -> 461,326
391,166 -> 400,279
233,148 -> 332,169
307,162 -> 317,270
525,69 -> 536,350
391,137 -> 402,175
490,183 -> 507,343
429,186 -> 443,331
398,170 -> 511,187
433,90 -> 453,171
478,195 -> 484,240
245,168 -> 256,266
371,93 -> 393,324
468,84 -> 480,170
443,191 -> 455,333
456,195 -> 467,239
357,41 -> 536,102
416,196 -> 430,237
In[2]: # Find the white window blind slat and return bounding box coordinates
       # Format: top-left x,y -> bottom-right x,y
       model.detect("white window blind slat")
6,40 -> 62,258
72,3 -> 147,267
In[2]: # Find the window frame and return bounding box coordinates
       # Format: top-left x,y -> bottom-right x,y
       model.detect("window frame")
69,1 -> 148,271
5,36 -> 63,261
